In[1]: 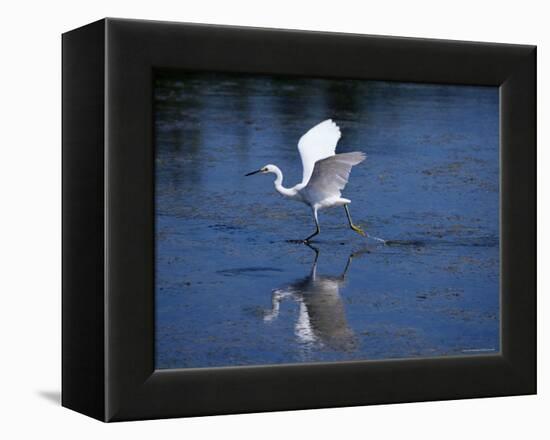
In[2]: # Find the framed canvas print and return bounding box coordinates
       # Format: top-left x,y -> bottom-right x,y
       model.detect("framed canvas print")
62,18 -> 536,421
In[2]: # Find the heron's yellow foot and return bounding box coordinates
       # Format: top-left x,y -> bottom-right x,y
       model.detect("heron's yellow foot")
351,224 -> 366,236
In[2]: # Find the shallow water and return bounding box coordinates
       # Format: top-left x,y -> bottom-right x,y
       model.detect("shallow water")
154,73 -> 499,369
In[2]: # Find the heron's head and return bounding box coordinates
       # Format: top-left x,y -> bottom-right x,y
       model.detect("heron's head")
245,164 -> 277,176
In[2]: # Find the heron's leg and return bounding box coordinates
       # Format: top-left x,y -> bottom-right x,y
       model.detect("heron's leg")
344,205 -> 366,236
341,253 -> 354,279
303,208 -> 320,242
304,242 -> 320,278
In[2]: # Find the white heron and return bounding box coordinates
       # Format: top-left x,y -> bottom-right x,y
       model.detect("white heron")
263,245 -> 357,351
246,119 -> 366,242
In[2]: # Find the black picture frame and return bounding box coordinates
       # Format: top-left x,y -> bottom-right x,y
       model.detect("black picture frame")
62,18 -> 536,422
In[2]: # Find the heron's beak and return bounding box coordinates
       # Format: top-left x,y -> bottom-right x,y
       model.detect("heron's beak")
245,169 -> 262,176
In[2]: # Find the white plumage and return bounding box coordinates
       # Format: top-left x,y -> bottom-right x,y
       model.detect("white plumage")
245,119 -> 367,242
297,119 -> 342,186
303,152 -> 366,208
263,247 -> 356,350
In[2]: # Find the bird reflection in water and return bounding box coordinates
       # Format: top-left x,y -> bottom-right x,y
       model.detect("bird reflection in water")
263,245 -> 360,352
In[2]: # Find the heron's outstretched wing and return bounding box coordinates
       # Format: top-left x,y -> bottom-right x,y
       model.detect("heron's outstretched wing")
305,152 -> 366,199
298,119 -> 341,186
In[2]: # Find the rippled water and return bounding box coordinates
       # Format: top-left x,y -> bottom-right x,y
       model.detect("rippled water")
154,73 -> 499,369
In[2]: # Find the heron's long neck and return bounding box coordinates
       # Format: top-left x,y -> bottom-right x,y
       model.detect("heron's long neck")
270,166 -> 296,197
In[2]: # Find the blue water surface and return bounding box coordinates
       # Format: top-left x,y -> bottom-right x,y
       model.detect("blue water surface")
154,73 -> 499,369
